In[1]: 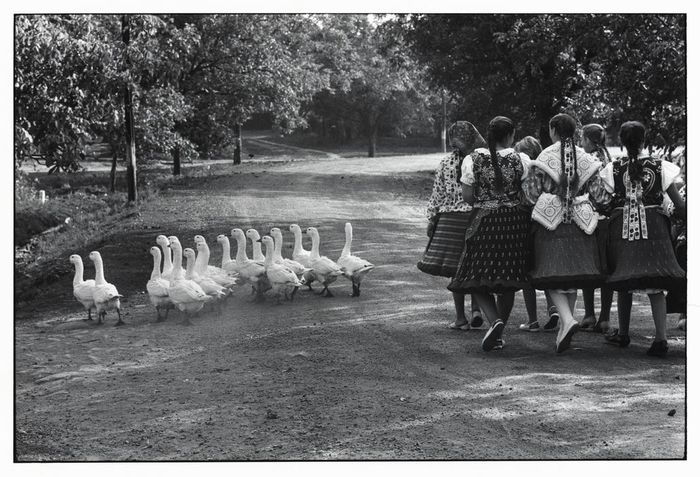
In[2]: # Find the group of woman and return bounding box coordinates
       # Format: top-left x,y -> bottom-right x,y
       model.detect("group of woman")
418,113 -> 686,356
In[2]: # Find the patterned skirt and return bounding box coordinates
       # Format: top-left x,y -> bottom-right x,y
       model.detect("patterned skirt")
417,212 -> 471,277
606,207 -> 685,292
447,206 -> 531,294
529,222 -> 605,291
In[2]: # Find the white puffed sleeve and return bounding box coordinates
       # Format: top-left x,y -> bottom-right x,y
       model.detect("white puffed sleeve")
460,155 -> 475,186
518,152 -> 532,180
598,162 -> 615,193
661,159 -> 682,191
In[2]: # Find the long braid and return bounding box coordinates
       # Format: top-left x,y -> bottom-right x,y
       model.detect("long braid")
583,123 -> 612,165
487,128 -> 505,193
550,114 -> 578,198
486,116 -> 514,194
620,121 -> 646,182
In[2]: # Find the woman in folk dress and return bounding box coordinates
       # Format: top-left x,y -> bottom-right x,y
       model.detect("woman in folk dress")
601,121 -> 686,357
418,121 -> 487,330
448,116 -> 532,351
523,113 -> 608,353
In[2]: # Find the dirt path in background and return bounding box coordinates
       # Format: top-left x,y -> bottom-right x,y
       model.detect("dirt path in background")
14,154 -> 686,461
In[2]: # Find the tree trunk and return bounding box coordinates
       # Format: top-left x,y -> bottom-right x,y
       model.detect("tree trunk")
109,149 -> 117,192
441,90 -> 447,153
122,15 -> 137,202
173,147 -> 181,176
368,126 -> 377,158
233,122 -> 242,165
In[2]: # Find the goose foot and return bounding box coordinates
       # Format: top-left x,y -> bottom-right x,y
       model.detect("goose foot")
290,287 -> 298,301
323,288 -> 334,298
351,283 -> 360,297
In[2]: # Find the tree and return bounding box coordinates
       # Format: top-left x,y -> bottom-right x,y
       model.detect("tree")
403,14 -> 686,147
305,15 -> 435,157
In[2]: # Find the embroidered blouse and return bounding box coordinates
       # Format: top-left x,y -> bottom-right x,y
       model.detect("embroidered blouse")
460,148 -> 531,209
522,142 -> 604,235
598,156 -> 681,240
426,151 -> 473,220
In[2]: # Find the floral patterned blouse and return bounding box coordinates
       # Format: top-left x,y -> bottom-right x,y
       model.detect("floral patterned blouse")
426,151 -> 473,220
460,148 -> 531,209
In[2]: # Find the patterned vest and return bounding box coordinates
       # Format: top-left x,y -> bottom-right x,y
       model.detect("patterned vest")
611,157 -> 664,241
472,149 -> 524,208
611,158 -> 664,209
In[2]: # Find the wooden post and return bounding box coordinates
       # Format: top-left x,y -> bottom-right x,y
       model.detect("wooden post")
233,122 -> 242,165
122,15 -> 137,202
109,149 -> 117,192
173,147 -> 181,176
441,90 -> 447,153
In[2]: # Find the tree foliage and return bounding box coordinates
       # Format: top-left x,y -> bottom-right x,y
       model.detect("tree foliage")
404,14 -> 686,148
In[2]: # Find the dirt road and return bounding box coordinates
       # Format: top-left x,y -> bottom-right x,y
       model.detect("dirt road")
14,153 -> 686,460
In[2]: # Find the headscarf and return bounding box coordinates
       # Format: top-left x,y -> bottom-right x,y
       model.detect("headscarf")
448,121 -> 486,157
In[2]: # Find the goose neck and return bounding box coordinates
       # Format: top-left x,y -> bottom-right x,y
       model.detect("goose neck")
151,252 -> 162,280
195,245 -> 210,275
292,228 -> 303,255
341,226 -> 353,257
234,235 -> 249,262
171,245 -> 184,279
310,232 -> 320,258
184,254 -> 196,280
93,257 -> 106,285
220,238 -> 232,265
160,242 -> 173,272
72,260 -> 84,286
273,234 -> 283,260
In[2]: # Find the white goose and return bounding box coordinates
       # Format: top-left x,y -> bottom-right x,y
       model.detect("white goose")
337,222 -> 375,297
270,228 -> 311,276
229,228 -> 269,299
167,236 -> 212,325
147,246 -> 174,322
306,227 -> 344,297
245,229 -> 266,264
156,234 -> 184,281
193,235 -> 238,290
69,254 -> 96,321
184,247 -> 227,301
217,234 -> 237,271
260,235 -> 303,303
290,223 -> 315,290
88,251 -> 124,326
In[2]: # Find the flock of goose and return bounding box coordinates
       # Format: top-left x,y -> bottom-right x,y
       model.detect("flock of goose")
69,222 -> 375,326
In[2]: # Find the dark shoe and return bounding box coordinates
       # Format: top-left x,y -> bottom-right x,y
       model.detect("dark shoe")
555,321 -> 579,353
580,315 -> 596,331
482,320 -> 505,352
604,329 -> 631,348
592,320 -> 610,334
646,340 -> 668,357
543,312 -> 559,331
470,312 -> 484,329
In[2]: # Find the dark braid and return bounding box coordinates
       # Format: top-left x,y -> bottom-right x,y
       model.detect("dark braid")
582,123 -> 612,164
486,116 -> 515,193
549,113 -> 579,197
620,121 -> 646,182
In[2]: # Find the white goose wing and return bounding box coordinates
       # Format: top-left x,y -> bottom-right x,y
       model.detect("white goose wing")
232,260 -> 266,282
147,277 -> 170,298
267,263 -> 302,287
338,255 -> 375,276
169,279 -> 208,304
280,258 -> 310,276
194,275 -> 227,297
292,250 -> 313,267
93,283 -> 122,304
312,256 -> 343,275
74,279 -> 96,307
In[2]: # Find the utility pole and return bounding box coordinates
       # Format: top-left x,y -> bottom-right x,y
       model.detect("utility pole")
122,15 -> 137,202
233,123 -> 242,165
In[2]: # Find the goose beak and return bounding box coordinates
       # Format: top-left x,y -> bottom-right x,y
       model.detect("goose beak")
256,239 -> 262,243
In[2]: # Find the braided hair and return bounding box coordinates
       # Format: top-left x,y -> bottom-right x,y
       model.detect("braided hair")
486,116 -> 515,193
619,121 -> 646,182
582,123 -> 612,164
549,113 -> 578,197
